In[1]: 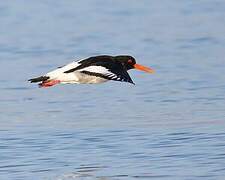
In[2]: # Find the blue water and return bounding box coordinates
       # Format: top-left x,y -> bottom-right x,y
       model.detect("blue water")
1,0 -> 225,179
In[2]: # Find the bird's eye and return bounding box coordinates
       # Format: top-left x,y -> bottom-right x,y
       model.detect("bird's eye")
128,59 -> 133,64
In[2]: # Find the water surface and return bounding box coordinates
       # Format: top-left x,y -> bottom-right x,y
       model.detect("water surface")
0,0 -> 225,179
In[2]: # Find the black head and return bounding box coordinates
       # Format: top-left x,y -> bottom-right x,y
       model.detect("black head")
114,55 -> 136,70
114,55 -> 154,73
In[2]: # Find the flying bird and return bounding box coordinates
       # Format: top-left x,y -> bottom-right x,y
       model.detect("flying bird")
29,55 -> 154,88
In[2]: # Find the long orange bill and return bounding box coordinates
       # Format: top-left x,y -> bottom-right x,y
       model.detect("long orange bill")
134,64 -> 154,73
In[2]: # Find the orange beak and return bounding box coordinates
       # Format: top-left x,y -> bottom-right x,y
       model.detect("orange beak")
133,63 -> 154,73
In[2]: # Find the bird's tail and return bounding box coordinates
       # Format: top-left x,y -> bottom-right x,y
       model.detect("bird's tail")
28,76 -> 60,88
28,76 -> 49,83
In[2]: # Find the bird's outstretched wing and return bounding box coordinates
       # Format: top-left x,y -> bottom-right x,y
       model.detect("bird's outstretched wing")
79,62 -> 134,84
63,56 -> 134,84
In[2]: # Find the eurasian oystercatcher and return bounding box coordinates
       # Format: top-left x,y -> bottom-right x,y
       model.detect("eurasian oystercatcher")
29,55 -> 154,87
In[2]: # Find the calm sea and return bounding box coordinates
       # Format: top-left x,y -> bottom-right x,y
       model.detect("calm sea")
0,0 -> 225,179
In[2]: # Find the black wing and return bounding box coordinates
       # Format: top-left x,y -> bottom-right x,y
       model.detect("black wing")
94,61 -> 134,84
68,56 -> 134,84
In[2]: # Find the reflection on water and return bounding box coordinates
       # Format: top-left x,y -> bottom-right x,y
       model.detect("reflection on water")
1,0 -> 225,179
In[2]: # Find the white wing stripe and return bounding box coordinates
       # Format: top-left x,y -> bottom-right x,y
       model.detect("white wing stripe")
78,65 -> 126,81
79,66 -> 115,76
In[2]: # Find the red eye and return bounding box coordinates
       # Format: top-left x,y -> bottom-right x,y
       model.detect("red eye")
128,59 -> 132,64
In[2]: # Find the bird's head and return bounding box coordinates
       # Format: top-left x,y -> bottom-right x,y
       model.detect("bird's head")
115,55 -> 154,73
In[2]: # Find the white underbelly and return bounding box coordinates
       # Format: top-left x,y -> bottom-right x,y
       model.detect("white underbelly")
60,72 -> 108,84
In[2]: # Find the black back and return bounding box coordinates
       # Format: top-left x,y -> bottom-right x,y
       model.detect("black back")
64,55 -> 134,84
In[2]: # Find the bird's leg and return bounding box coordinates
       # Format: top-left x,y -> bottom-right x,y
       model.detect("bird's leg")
39,80 -> 61,88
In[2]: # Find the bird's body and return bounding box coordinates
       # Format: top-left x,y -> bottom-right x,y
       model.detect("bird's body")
29,55 -> 154,87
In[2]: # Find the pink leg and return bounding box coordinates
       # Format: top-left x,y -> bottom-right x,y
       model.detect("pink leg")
39,80 -> 61,88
